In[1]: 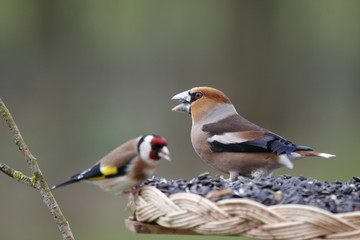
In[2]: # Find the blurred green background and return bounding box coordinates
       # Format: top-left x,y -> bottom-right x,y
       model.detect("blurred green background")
1,1 -> 359,239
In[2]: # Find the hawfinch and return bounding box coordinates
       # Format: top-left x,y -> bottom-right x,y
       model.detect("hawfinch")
172,87 -> 335,180
51,134 -> 170,194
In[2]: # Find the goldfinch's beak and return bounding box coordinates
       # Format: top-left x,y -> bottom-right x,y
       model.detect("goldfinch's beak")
159,146 -> 171,161
171,90 -> 191,113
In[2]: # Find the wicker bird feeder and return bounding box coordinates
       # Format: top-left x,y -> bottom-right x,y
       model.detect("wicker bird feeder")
125,175 -> 360,240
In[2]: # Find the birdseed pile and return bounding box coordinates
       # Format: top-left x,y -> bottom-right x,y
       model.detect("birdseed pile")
138,173 -> 360,213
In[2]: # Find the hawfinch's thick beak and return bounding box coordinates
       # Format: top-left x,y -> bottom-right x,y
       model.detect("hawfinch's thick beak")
171,90 -> 191,113
159,146 -> 171,161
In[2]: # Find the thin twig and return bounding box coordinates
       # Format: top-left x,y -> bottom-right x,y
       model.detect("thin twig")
0,162 -> 35,188
0,98 -> 75,240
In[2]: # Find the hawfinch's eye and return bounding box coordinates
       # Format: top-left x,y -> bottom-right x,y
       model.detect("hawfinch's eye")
195,92 -> 203,99
191,92 -> 203,101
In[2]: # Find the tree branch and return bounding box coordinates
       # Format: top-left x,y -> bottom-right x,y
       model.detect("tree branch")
0,162 -> 35,188
0,98 -> 75,240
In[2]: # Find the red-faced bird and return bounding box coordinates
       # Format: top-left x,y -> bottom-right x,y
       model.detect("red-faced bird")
51,134 -> 170,193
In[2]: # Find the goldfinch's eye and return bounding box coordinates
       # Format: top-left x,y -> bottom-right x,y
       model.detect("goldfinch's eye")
191,92 -> 203,102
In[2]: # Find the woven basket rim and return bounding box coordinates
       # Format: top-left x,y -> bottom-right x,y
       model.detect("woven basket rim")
127,185 -> 360,240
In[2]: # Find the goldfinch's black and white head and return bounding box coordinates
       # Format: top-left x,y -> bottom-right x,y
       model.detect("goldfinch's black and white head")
138,134 -> 171,164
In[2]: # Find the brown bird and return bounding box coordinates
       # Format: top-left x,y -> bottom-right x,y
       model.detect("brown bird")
51,134 -> 170,194
172,86 -> 335,180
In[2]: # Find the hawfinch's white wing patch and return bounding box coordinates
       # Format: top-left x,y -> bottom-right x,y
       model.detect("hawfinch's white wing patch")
208,132 -> 250,144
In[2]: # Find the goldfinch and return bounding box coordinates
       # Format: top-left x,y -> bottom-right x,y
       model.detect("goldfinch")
172,86 -> 335,180
51,134 -> 170,193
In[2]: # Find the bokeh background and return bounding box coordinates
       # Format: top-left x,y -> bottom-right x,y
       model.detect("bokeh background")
1,1 -> 359,239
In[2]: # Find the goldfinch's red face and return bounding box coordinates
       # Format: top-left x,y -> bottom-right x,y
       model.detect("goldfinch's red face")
138,134 -> 171,163
172,87 -> 232,122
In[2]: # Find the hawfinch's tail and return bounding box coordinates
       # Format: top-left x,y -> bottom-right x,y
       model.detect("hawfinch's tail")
296,151 -> 336,158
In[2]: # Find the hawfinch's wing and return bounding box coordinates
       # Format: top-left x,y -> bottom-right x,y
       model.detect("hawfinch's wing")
207,131 -> 312,155
203,115 -> 312,155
